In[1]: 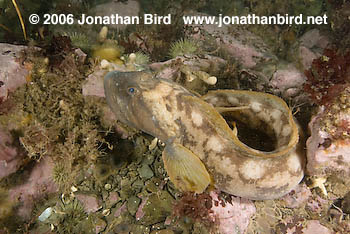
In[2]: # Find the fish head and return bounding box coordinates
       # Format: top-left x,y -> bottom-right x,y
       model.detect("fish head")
104,70 -> 169,136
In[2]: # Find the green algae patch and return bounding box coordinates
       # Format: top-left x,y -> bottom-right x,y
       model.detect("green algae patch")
137,190 -> 174,226
14,42 -> 109,193
0,37 -> 115,232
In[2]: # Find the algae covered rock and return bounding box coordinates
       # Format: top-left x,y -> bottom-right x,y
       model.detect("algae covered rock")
306,87 -> 350,178
0,128 -> 26,179
127,196 -> 141,216
136,190 -> 174,226
75,193 -> 102,214
0,43 -> 30,102
138,164 -> 154,179
8,157 -> 58,220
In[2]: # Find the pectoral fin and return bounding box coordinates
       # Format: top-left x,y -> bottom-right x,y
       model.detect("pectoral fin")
162,143 -> 211,193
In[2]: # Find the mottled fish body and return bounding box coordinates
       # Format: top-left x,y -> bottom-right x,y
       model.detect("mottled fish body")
104,71 -> 304,200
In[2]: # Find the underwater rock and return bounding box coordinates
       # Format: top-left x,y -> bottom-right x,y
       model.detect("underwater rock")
114,202 -> 127,217
209,191 -> 256,234
74,48 -> 87,64
150,54 -> 226,81
150,55 -> 226,94
269,63 -> 307,100
0,128 -> 25,179
8,156 -> 58,220
295,29 -> 330,70
106,191 -> 120,208
75,193 -> 102,214
127,196 -> 141,216
185,12 -> 277,69
306,87 -> 350,178
0,43 -> 30,102
301,220 -> 332,234
183,12 -> 319,99
282,183 -> 312,208
135,196 -> 147,221
130,224 -> 150,234
95,217 -> 107,234
82,69 -> 108,97
150,230 -> 175,234
299,29 -> 330,49
136,191 -> 174,226
138,164 -> 154,180
306,195 -> 328,214
83,55 -> 225,97
297,46 -> 319,70
91,0 -> 140,30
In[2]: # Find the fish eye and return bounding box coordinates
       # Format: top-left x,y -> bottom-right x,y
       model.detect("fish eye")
127,87 -> 136,95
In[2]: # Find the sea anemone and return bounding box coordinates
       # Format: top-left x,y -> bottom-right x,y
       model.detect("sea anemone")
169,38 -> 199,58
124,52 -> 150,71
48,197 -> 90,234
52,161 -> 70,190
64,32 -> 91,53
128,51 -> 150,65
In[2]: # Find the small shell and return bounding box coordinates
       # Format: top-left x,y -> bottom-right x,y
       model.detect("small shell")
148,137 -> 158,150
102,208 -> 111,216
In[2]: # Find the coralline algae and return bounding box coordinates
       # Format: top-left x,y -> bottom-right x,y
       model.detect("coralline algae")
306,86 -> 350,177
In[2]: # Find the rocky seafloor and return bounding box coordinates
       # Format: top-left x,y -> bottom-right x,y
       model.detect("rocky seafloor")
1,0 -> 350,233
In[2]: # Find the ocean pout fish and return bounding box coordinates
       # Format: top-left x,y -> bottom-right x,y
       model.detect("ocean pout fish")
104,71 -> 305,200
